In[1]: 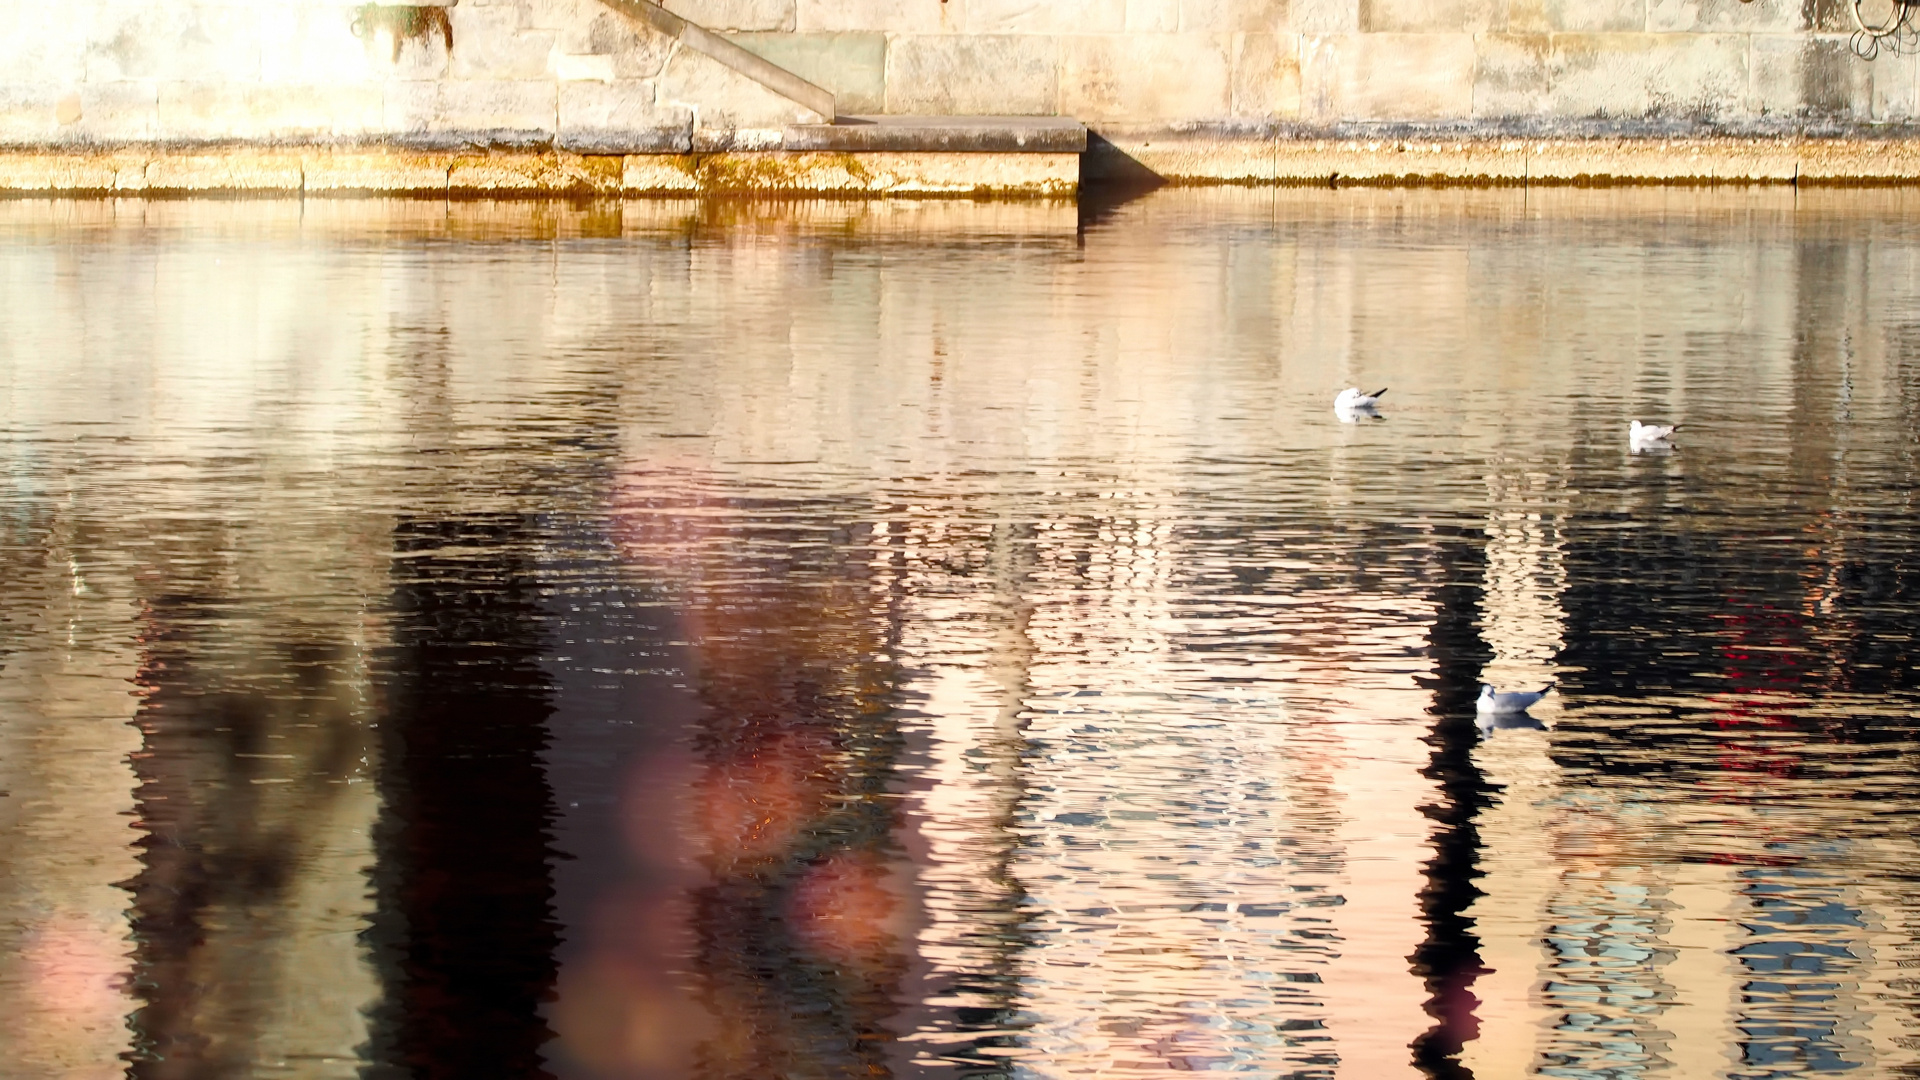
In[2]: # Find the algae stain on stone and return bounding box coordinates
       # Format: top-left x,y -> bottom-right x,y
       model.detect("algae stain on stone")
352,5 -> 454,62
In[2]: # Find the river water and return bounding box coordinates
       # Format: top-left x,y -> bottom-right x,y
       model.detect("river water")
1,189 -> 1917,1080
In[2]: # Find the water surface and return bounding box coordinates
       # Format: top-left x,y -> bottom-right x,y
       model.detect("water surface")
2,189 -> 1918,1079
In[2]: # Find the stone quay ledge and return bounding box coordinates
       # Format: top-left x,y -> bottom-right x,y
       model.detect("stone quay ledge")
5,132 -> 1920,197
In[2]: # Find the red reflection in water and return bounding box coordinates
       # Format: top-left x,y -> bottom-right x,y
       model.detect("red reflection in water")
553,463 -> 910,1078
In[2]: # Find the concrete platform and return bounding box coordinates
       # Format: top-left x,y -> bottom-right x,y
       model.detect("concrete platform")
785,116 -> 1089,154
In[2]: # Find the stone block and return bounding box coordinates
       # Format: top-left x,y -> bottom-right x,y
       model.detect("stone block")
259,5 -> 384,85
1798,136 -> 1920,180
352,4 -> 454,78
1493,0 -> 1552,34
450,5 -> 558,79
1361,0 -> 1495,32
61,82 -> 160,143
1289,0 -> 1357,33
622,155 -> 703,190
1130,0 -> 1182,32
86,2 -> 263,82
1539,0 -> 1642,32
559,80 -> 695,149
161,81 -> 379,141
1182,0 -> 1291,31
554,11 -> 678,78
1870,48 -> 1919,120
1060,33 -> 1232,121
1299,32 -> 1475,120
1749,34 -> 1869,118
448,151 -> 624,192
0,154 -> 129,193
1805,0 -> 1856,32
886,34 -> 1057,114
553,52 -> 618,80
1545,33 -> 1749,121
655,150 -> 1077,193
0,87 -> 64,145
971,0 -> 1125,34
1473,32 -> 1548,116
384,80 -> 558,144
1527,136 -> 1795,179
303,150 -> 453,192
1231,32 -> 1302,117
729,32 -> 886,113
797,0 -> 967,32
1648,0 -> 1803,32
0,6 -> 89,86
662,0 -> 797,30
1271,136 -> 1528,180
142,153 -> 306,193
656,45 -> 825,132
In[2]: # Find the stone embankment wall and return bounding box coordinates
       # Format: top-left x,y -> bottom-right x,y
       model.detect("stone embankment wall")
3,0 -> 1919,188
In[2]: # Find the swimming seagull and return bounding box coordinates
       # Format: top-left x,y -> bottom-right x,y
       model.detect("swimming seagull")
1629,420 -> 1678,450
1476,683 -> 1554,714
1334,387 -> 1387,422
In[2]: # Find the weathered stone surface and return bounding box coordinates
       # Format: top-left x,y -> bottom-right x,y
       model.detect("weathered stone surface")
971,0 -> 1126,34
663,0 -> 798,30
559,80 -> 695,149
385,80 -> 559,144
657,44 -> 826,137
621,154 -> 704,188
1290,0 -> 1359,33
1648,0 -> 1802,33
1527,136 -> 1796,179
1231,32 -> 1303,117
0,154 -> 127,192
1538,0 -> 1643,32
61,82 -> 161,144
1130,0 -> 1183,33
623,149 -> 1078,192
259,5 -> 385,85
1301,32 -> 1475,120
796,0 -> 967,32
85,3 -> 262,82
1749,34 -> 1869,118
451,6 -> 561,79
1799,136 -> 1920,180
449,151 -> 625,191
0,87 -> 64,145
303,150 -> 454,192
1061,33 -> 1233,121
554,11 -> 679,78
1870,48 -> 1919,120
1276,136 -> 1528,180
154,83 -> 385,140
1183,0 -> 1292,33
0,5 -> 89,88
1473,32 -> 1549,116
1361,0 -> 1494,33
785,114 -> 1087,150
729,31 -> 886,112
1546,33 -> 1749,121
887,34 -> 1057,115
143,153 -> 306,192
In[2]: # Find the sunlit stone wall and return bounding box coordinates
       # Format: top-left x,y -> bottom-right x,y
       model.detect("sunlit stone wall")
0,0 -> 1915,150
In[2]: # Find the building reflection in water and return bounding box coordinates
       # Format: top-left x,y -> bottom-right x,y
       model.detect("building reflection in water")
0,192 -> 1916,1079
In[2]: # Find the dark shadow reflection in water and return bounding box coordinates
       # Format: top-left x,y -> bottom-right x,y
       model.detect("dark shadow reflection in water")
1411,527 -> 1496,1080
363,515 -> 562,1080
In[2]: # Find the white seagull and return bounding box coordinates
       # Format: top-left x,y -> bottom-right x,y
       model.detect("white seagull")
1629,420 -> 1678,450
1476,683 -> 1554,715
1334,386 -> 1387,421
